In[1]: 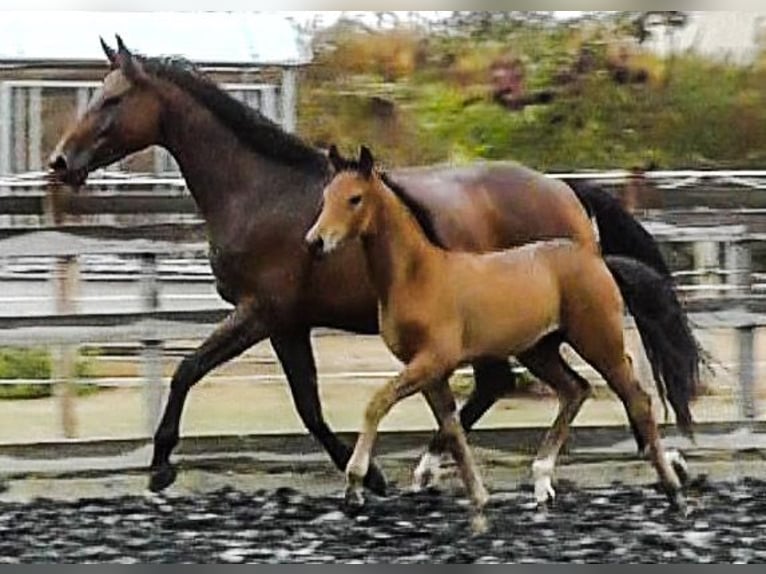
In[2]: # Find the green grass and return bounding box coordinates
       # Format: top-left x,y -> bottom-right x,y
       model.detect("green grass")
0,347 -> 101,400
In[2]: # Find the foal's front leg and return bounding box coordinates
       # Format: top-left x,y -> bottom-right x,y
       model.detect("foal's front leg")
345,354 -> 445,505
423,381 -> 489,534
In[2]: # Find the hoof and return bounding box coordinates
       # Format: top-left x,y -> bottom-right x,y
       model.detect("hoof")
148,464 -> 177,493
470,513 -> 489,536
363,464 -> 387,496
667,449 -> 690,486
344,485 -> 365,509
668,491 -> 690,518
534,475 -> 556,507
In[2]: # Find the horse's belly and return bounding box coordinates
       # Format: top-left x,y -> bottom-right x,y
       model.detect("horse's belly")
470,311 -> 559,359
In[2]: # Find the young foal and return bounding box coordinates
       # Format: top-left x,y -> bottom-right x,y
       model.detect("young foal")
305,146 -> 687,524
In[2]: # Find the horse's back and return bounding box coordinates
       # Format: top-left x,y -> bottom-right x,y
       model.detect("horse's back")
391,162 -> 597,253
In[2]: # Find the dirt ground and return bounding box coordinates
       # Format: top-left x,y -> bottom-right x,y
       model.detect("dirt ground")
0,328 -> 762,443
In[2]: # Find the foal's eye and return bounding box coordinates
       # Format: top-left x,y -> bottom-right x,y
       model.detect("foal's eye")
349,195 -> 362,207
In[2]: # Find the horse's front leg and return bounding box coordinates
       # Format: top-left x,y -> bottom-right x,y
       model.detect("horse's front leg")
414,358 -> 515,489
270,331 -> 387,495
149,300 -> 269,492
346,353 -> 446,506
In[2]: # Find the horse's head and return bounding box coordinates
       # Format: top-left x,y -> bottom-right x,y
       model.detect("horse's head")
305,145 -> 379,257
48,36 -> 163,187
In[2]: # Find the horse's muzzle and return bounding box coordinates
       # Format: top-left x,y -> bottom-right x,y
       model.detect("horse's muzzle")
47,151 -> 89,188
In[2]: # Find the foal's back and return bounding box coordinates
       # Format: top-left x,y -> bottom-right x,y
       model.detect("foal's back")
444,240 -> 621,361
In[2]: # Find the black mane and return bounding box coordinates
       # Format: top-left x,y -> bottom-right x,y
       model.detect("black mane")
380,173 -> 446,249
333,157 -> 445,249
137,56 -> 327,170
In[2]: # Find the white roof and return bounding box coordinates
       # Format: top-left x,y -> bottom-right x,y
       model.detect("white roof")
0,12 -> 312,67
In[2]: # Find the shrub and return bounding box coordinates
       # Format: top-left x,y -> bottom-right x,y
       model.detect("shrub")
0,347 -> 99,400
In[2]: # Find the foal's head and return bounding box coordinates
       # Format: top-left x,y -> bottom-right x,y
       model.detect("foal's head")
305,145 -> 381,256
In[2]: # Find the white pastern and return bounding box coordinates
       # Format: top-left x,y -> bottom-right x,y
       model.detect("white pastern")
412,451 -> 449,490
531,456 -> 556,504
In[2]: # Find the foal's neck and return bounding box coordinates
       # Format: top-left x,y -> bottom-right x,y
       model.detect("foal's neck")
362,185 -> 441,303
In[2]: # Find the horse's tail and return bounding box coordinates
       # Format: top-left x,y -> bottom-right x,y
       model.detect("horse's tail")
604,255 -> 697,437
564,179 -> 671,276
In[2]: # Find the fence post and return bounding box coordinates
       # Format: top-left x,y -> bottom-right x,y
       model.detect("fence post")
693,239 -> 719,298
53,255 -> 80,438
0,82 -> 12,178
724,238 -> 751,299
737,322 -> 757,425
140,252 -> 164,436
280,68 -> 297,133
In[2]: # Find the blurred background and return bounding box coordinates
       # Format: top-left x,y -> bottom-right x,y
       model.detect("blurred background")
0,10 -> 765,446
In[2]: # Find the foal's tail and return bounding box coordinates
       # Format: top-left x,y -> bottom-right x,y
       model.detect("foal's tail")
604,255 -> 697,437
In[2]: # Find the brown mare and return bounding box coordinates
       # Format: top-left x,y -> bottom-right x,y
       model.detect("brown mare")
48,37 -> 699,496
306,146 -> 689,525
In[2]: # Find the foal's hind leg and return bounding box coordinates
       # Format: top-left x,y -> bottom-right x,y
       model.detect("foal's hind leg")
517,340 -> 592,506
571,334 -> 686,511
414,359 -> 515,489
423,381 -> 489,533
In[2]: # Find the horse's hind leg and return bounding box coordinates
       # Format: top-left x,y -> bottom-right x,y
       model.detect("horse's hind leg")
424,380 -> 489,534
517,337 -> 592,506
414,359 -> 514,489
271,331 -> 387,495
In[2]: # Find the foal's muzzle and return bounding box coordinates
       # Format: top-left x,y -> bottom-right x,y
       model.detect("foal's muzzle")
306,236 -> 325,259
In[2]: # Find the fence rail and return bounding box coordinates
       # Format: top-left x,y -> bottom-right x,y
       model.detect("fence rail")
1,171 -> 765,441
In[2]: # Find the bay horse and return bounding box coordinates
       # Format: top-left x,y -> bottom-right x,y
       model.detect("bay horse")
47,36 -> 699,497
306,146 -> 689,523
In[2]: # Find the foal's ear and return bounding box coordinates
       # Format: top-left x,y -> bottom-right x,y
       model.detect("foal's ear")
358,145 -> 374,179
327,144 -> 344,173
100,37 -> 118,70
115,35 -> 149,84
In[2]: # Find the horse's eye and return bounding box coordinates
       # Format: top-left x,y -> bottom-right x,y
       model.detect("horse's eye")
349,195 -> 362,207
102,95 -> 122,108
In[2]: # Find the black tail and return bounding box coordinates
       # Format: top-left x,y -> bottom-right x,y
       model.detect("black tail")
566,179 -> 700,436
565,179 -> 670,276
605,255 -> 697,436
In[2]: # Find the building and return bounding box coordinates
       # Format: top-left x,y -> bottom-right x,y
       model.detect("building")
642,11 -> 766,65
0,12 -> 313,175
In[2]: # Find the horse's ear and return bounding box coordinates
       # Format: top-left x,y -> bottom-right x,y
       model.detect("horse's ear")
114,35 -> 149,84
359,145 -> 374,179
100,37 -> 118,69
327,144 -> 344,173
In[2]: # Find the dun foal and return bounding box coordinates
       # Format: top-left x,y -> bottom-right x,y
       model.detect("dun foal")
305,146 -> 687,526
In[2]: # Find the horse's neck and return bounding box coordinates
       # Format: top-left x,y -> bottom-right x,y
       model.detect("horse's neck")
362,191 -> 440,303
159,96 -> 324,244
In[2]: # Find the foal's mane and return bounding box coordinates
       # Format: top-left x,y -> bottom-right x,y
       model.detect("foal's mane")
334,158 -> 445,249
134,55 -> 327,170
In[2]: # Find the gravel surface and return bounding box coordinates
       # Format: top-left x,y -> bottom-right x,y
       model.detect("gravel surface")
1,477 -> 765,563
